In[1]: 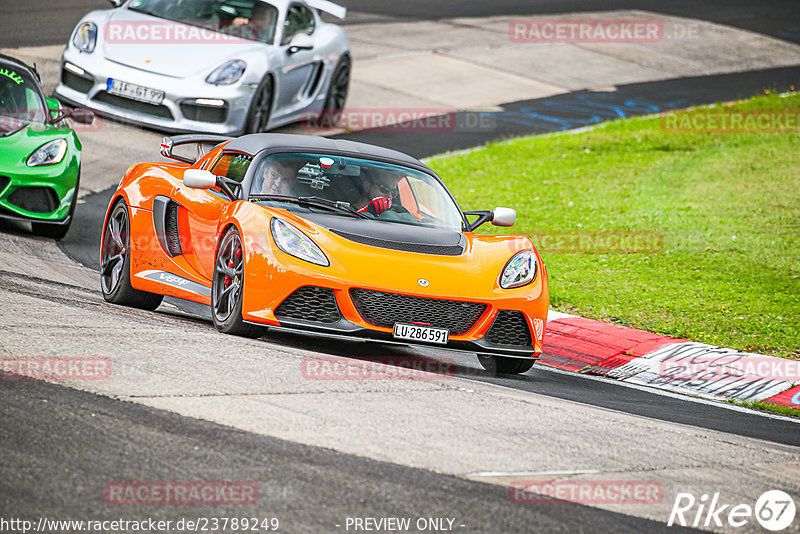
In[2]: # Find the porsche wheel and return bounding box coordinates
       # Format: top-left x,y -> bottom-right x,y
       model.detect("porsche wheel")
100,198 -> 163,310
211,226 -> 266,338
319,55 -> 350,127
244,75 -> 274,134
477,355 -> 535,375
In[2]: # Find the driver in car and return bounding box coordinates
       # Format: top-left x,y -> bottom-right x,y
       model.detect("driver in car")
259,158 -> 301,196
356,168 -> 401,216
233,2 -> 276,43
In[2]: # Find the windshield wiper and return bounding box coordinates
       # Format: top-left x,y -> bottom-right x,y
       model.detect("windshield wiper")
250,194 -> 370,219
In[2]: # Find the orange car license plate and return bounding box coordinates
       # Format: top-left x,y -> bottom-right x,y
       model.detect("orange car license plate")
392,323 -> 449,345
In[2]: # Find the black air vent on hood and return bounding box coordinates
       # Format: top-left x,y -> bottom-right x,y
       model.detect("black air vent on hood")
293,211 -> 466,256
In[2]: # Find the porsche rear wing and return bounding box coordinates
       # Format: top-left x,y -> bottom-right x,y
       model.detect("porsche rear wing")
160,134 -> 234,164
307,0 -> 346,19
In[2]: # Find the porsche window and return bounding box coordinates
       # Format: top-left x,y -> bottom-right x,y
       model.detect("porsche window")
281,4 -> 315,45
127,0 -> 279,44
0,66 -> 46,133
250,153 -> 464,230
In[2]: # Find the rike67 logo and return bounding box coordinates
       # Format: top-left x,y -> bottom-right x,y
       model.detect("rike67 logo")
668,490 -> 796,531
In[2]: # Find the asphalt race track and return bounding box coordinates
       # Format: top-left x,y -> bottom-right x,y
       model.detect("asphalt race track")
4,0 -> 800,47
2,1 -> 800,532
4,378 -> 697,533
338,66 -> 800,159
338,0 -> 800,42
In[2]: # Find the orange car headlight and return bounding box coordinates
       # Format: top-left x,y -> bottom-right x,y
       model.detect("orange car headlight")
270,218 -> 329,267
500,250 -> 537,289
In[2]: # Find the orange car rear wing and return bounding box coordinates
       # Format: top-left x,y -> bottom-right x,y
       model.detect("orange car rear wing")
160,135 -> 234,164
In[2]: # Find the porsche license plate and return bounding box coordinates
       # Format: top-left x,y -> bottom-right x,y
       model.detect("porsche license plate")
392,323 -> 449,345
107,78 -> 164,105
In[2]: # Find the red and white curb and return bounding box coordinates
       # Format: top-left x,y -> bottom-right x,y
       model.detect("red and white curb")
542,312 -> 800,410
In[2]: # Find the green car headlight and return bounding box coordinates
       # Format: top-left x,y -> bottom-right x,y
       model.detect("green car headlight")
270,218 -> 329,266
27,139 -> 68,167
73,22 -> 98,53
500,249 -> 537,289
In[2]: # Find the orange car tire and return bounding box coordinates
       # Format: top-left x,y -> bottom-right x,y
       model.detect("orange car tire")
211,225 -> 267,339
100,198 -> 164,311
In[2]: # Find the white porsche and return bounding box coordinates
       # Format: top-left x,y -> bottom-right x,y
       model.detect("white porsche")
54,0 -> 350,134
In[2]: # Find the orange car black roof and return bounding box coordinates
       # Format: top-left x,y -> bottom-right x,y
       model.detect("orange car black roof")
225,133 -> 425,169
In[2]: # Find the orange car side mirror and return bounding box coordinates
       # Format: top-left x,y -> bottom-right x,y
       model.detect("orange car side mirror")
491,207 -> 516,227
183,169 -> 218,189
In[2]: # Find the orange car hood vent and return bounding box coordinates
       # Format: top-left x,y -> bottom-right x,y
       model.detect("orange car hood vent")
297,212 -> 466,256
331,229 -> 465,256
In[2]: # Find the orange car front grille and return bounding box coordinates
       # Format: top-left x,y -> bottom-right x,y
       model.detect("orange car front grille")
349,288 -> 486,335
485,310 -> 532,347
275,286 -> 341,324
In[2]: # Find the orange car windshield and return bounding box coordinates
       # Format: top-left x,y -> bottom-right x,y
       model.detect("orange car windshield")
250,153 -> 464,231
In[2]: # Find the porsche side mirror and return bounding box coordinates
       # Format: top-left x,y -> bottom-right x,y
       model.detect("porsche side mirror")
287,34 -> 314,55
183,169 -> 217,189
107,0 -> 125,7
491,207 -> 516,227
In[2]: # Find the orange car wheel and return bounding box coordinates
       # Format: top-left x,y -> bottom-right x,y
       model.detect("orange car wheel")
100,198 -> 163,311
211,226 -> 267,339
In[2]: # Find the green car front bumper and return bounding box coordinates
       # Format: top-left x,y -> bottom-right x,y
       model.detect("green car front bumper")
0,124 -> 81,224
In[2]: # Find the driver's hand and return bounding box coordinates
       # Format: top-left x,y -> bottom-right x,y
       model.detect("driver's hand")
359,196 -> 392,216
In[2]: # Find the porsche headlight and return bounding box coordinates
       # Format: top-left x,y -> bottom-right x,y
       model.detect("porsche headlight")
73,22 -> 97,53
27,139 -> 68,167
500,250 -> 537,289
206,60 -> 247,85
270,218 -> 329,266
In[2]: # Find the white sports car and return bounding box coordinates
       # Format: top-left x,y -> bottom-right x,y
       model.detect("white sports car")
54,0 -> 350,134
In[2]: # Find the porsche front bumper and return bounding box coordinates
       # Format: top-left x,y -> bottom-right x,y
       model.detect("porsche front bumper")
54,50 -> 256,135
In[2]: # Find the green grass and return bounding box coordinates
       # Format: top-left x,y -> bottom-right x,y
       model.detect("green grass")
428,92 -> 800,358
729,399 -> 800,419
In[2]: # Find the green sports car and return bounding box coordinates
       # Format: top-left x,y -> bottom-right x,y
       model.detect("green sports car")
0,54 -> 93,239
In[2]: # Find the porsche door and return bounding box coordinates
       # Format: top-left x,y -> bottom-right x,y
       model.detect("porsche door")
275,4 -> 325,116
170,153 -> 252,280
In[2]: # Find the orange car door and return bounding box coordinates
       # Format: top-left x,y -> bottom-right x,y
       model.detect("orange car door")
172,153 -> 252,281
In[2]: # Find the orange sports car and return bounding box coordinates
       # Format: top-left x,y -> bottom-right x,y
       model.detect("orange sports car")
100,133 -> 549,374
